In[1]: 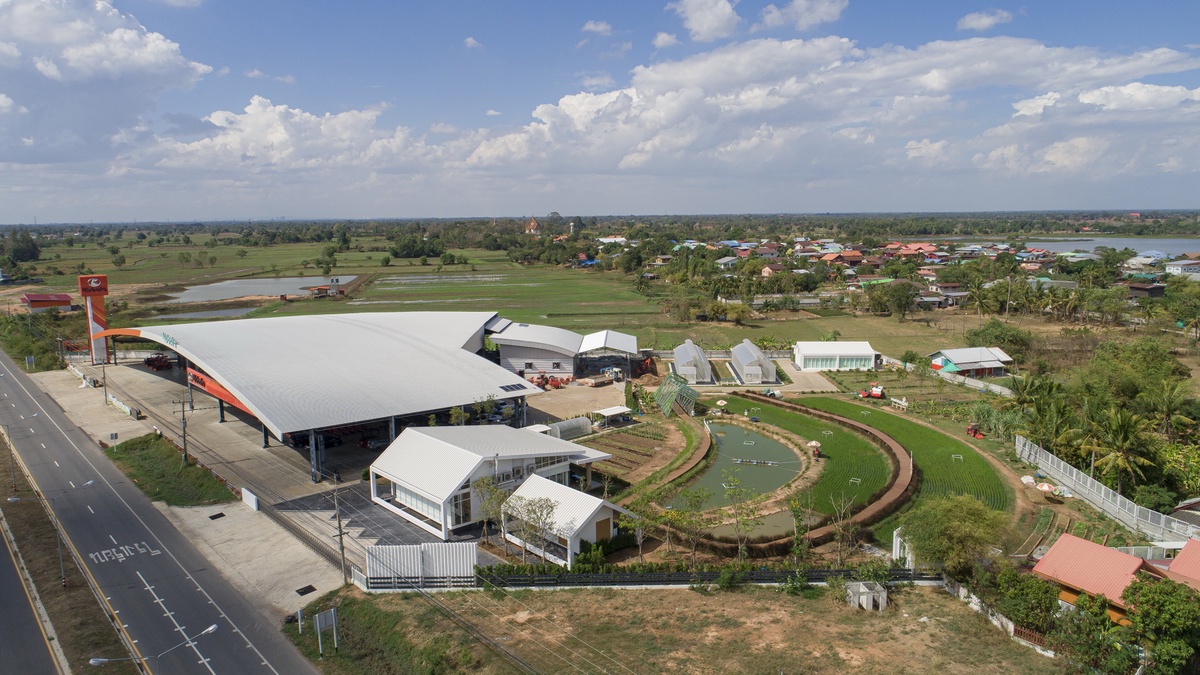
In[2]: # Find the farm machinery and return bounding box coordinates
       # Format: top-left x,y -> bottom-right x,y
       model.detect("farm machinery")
858,383 -> 886,399
531,372 -> 566,390
966,423 -> 985,439
143,352 -> 173,371
632,356 -> 656,378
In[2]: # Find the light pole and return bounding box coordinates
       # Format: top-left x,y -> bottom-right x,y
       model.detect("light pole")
89,623 -> 218,669
10,478 -> 96,583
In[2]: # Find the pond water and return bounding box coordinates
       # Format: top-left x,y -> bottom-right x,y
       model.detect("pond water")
154,307 -> 257,320
167,276 -> 356,303
671,423 -> 802,511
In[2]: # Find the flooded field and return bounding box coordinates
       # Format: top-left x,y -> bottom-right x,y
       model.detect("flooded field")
167,276 -> 355,303
673,423 -> 801,511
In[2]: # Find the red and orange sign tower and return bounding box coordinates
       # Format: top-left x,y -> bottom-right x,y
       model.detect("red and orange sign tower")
78,275 -> 110,365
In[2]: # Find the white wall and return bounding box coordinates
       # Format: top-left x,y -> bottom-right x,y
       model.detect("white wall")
498,345 -> 575,376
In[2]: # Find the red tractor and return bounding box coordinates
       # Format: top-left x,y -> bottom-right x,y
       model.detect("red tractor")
858,383 -> 886,399
633,356 -> 656,378
143,352 -> 173,371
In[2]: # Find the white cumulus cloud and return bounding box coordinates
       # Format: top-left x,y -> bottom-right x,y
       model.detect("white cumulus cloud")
0,93 -> 15,113
957,9 -> 1013,32
667,0 -> 741,42
1078,82 -> 1200,110
1034,136 -> 1109,172
1013,92 -> 1061,116
653,32 -> 680,48
0,0 -> 209,162
485,109 -> 502,116
464,37 -> 482,49
905,138 -> 948,163
582,20 -> 612,36
581,73 -> 616,91
757,0 -> 848,32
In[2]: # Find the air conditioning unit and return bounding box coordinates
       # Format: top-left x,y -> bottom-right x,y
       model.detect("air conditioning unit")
527,465 -> 536,474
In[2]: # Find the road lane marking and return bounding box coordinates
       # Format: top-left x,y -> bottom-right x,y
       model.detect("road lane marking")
40,443 -> 45,449
87,506 -> 94,514
136,570 -> 217,675
0,358 -> 279,674
69,481 -> 75,488
19,414 -> 24,419
29,428 -> 34,433
53,461 -> 58,467
109,535 -> 118,545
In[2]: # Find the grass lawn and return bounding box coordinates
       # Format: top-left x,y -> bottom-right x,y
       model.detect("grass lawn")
798,397 -> 1011,512
720,395 -> 891,515
290,584 -> 1059,675
104,434 -> 237,506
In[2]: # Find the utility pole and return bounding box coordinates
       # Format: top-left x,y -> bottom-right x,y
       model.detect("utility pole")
332,477 -> 347,585
173,399 -> 189,468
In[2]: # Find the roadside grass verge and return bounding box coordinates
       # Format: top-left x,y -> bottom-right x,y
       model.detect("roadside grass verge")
720,395 -> 891,515
104,434 -> 236,506
294,585 -> 1060,675
284,588 -> 516,675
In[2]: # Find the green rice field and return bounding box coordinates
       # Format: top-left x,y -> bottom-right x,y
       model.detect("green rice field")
797,396 -> 1011,512
719,395 -> 892,515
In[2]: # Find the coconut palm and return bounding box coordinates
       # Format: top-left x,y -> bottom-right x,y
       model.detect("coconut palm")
1085,408 -> 1155,495
965,279 -> 993,325
1139,379 -> 1196,443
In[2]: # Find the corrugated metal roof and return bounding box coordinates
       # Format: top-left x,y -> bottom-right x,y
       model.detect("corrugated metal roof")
793,341 -> 877,358
506,474 -> 628,539
21,293 -> 73,303
103,312 -> 538,437
1166,539 -> 1200,591
490,322 -> 582,356
371,426 -> 610,503
926,347 -> 1013,365
579,330 -> 638,355
1032,534 -> 1163,607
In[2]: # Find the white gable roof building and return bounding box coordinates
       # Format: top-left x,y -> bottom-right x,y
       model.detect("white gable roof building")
503,474 -> 631,568
369,426 -> 609,540
793,341 -> 878,371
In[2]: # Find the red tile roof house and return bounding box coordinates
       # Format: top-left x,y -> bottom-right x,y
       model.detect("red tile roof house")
761,263 -> 786,277
1032,533 -> 1167,625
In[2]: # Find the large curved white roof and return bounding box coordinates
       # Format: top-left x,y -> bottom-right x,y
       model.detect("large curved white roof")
101,312 -> 539,437
579,330 -> 638,355
489,322 -> 583,356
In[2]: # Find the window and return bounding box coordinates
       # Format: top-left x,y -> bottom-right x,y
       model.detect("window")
552,362 -> 562,370
451,491 -> 472,526
525,362 -> 534,369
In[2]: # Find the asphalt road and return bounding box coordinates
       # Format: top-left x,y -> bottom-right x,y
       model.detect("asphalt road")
0,352 -> 316,675
0,519 -> 59,673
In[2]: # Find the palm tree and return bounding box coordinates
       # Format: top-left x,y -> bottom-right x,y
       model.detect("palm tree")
1186,316 -> 1200,341
1086,408 -> 1154,495
965,279 -> 992,326
819,330 -> 841,342
1139,379 -> 1196,443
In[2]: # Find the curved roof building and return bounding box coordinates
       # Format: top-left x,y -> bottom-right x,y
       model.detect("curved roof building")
97,312 -> 538,439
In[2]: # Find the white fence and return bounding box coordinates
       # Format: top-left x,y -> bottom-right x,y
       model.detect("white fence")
364,542 -> 477,590
1015,435 -> 1200,541
881,356 -> 1013,397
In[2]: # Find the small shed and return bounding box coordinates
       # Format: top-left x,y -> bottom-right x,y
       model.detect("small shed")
673,339 -> 712,384
591,405 -> 631,428
793,341 -> 878,371
502,474 -> 632,569
730,339 -> 775,385
20,293 -> 73,314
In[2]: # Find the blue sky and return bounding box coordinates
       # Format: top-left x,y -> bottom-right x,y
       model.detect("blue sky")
2,1 -> 1200,223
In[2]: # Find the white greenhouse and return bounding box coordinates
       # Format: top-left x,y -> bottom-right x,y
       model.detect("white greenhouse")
673,340 -> 712,384
730,339 -> 775,385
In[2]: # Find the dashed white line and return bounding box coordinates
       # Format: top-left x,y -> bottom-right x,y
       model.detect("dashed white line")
53,461 -> 59,467
19,414 -> 24,420
109,534 -> 118,545
87,505 -> 95,514
69,480 -> 76,488
136,570 -> 217,675
40,443 -> 45,449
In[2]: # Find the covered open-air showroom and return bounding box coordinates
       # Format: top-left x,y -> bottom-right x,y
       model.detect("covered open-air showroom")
95,312 -> 540,481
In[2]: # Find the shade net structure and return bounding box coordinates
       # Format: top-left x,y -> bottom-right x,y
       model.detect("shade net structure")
654,373 -> 699,417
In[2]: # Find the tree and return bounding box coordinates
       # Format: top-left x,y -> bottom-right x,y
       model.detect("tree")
618,498 -> 653,564
1087,407 -> 1154,495
1048,594 -> 1139,673
819,330 -> 841,342
1139,379 -> 1195,443
448,406 -> 470,426
898,495 -> 1007,580
503,495 -> 556,564
828,491 -> 859,568
900,349 -> 921,367
722,470 -> 762,562
995,565 -> 1060,634
471,476 -> 506,547
111,254 -> 126,269
380,255 -> 391,267
1123,574 -> 1200,675
672,487 -> 717,569
787,489 -> 813,567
